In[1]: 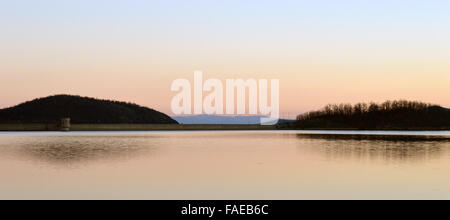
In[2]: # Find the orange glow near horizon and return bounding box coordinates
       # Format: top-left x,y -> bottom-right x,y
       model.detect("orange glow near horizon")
1,58 -> 449,117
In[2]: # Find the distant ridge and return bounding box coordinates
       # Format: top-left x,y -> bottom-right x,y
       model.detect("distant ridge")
173,115 -> 295,125
0,95 -> 178,124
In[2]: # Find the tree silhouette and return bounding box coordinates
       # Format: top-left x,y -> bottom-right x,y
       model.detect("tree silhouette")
295,100 -> 450,129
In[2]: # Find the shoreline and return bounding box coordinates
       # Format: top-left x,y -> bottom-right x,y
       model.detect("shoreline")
0,123 -> 449,132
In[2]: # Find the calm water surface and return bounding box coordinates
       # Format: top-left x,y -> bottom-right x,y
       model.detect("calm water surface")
0,130 -> 449,199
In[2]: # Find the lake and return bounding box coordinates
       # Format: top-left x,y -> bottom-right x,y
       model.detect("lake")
0,130 -> 449,200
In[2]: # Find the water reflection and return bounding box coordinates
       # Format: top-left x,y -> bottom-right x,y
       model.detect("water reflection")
1,131 -> 450,199
2,132 -> 449,167
5,136 -> 159,165
297,134 -> 450,162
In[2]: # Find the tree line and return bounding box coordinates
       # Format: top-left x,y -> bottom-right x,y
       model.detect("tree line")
295,100 -> 450,129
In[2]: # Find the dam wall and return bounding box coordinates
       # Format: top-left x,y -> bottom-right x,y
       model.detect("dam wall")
0,124 -> 59,131
0,124 -> 277,131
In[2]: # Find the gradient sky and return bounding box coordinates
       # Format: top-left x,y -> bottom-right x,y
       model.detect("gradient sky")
1,0 -> 449,117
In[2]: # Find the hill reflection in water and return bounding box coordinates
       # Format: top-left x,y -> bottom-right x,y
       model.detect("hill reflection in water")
9,136 -> 160,165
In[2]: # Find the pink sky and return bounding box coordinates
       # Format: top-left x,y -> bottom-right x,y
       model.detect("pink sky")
1,1 -> 449,117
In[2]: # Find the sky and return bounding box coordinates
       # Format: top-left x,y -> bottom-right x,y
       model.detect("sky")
1,0 -> 449,117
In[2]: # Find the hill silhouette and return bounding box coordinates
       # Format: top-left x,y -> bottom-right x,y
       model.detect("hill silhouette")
294,100 -> 450,130
0,95 -> 178,124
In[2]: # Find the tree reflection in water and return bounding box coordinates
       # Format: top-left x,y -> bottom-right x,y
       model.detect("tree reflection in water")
296,134 -> 450,163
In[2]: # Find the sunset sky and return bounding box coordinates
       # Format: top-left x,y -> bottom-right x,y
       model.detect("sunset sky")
1,0 -> 449,117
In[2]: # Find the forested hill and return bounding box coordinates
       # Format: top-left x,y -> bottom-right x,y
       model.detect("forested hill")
295,101 -> 450,130
0,95 -> 178,124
